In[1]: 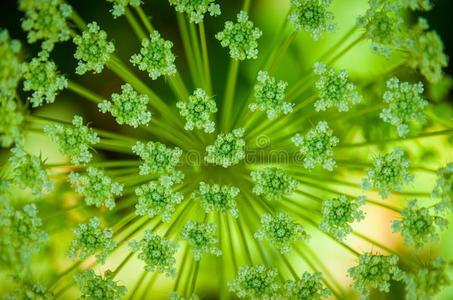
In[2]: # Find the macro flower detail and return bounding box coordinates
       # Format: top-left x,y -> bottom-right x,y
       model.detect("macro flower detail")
107,0 -> 142,18
380,77 -> 427,137
44,115 -> 100,164
249,71 -> 293,120
292,121 -> 339,171
69,167 -> 124,210
319,195 -> 366,242
0,93 -> 23,148
0,29 -> 22,93
130,30 -> 177,80
228,264 -> 281,299
18,0 -> 72,51
288,0 -> 336,40
251,167 -> 299,201
73,21 -> 115,75
129,229 -> 179,278
361,147 -> 414,199
99,83 -> 152,128
168,292 -> 200,300
135,180 -> 183,222
22,51 -> 67,107
432,162 -> 453,213
168,0 -> 221,23
193,182 -> 239,218
67,217 -> 117,264
399,0 -> 433,11
176,88 -> 217,133
5,280 -> 52,300
392,199 -> 448,249
215,10 -> 262,60
254,212 -> 308,254
9,144 -> 54,198
180,220 -> 221,261
313,62 -> 362,112
132,141 -> 183,176
205,128 -> 245,168
283,272 -> 331,300
74,269 -> 127,299
348,253 -> 404,299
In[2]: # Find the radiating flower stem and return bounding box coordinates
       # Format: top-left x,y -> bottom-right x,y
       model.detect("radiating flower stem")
199,21 -> 212,95
124,7 -> 147,40
221,59 -> 240,131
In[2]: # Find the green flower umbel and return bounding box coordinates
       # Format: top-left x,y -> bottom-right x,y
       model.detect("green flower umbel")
74,269 -> 127,299
132,141 -> 183,175
106,0 -> 142,18
176,88 -> 217,133
205,128 -> 245,168
0,29 -> 22,93
283,272 -> 331,300
215,11 -> 262,60
432,162 -> 453,212
130,30 -> 177,80
73,21 -> 115,75
250,167 -> 299,201
168,0 -> 221,23
193,182 -> 240,218
180,220 -> 221,261
228,264 -> 281,299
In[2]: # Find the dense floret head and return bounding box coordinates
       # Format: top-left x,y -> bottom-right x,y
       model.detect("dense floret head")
176,88 -> 217,133
168,0 -> 221,23
180,220 -> 221,261
432,162 -> 453,213
106,0 -> 142,18
283,272 -> 331,300
251,167 -> 299,201
74,269 -> 127,299
228,264 -> 281,299
193,182 -> 239,218
205,128 -> 245,168
132,141 -> 183,176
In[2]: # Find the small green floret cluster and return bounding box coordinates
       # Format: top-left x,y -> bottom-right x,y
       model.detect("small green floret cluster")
180,220 -> 221,261
193,182 -> 240,218
228,264 -> 280,299
432,162 -> 453,212
74,269 -> 127,299
106,0 -> 142,18
132,141 -> 183,176
250,167 -> 299,201
177,88 -> 217,133
283,272 -> 331,300
168,0 -> 221,23
205,128 -> 245,168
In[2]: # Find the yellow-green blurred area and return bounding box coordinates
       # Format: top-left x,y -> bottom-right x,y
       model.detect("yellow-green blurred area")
1,0 -> 453,299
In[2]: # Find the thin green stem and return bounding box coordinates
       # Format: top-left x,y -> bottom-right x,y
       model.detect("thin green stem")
70,9 -> 88,31
268,31 -> 297,75
135,6 -> 154,32
221,59 -> 240,132
124,7 -> 146,40
177,13 -> 202,88
199,21 -> 213,95
67,80 -> 103,104
189,21 -> 205,88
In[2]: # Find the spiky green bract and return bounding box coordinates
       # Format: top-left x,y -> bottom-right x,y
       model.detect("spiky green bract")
248,71 -> 293,120
215,11 -> 262,60
356,1 -> 403,57
361,147 -> 414,199
129,229 -> 178,278
0,29 -> 22,93
403,257 -> 453,300
380,77 -> 427,137
205,128 -> 245,168
9,144 -> 54,198
130,30 -> 176,80
135,181 -> 183,222
5,280 -> 52,300
254,212 -> 308,255
288,0 -> 336,40
319,195 -> 366,242
180,220 -> 221,261
283,272 -> 331,300
132,141 -> 183,177
69,167 -> 124,210
22,51 -> 67,107
169,0 -> 221,23
44,115 -> 100,164
313,62 -> 362,112
168,292 -> 199,300
0,92 -> 23,148
392,199 -> 448,249
432,162 -> 453,213
67,217 -> 116,265
348,253 -> 404,299
176,88 -> 217,133
251,167 -> 299,201
73,21 -> 115,75
228,264 -> 281,299
405,18 -> 448,83
74,269 -> 127,300
107,0 -> 142,18
292,121 -> 339,171
99,83 -> 151,128
18,0 -> 72,51
193,182 -> 239,218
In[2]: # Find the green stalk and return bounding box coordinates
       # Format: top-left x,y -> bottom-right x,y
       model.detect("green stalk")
67,80 -> 103,104
177,13 -> 202,88
111,251 -> 135,279
268,31 -> 297,75
124,7 -> 146,40
221,59 -> 240,132
135,6 -> 154,32
189,22 -> 206,87
70,9 -> 88,31
199,21 -> 213,95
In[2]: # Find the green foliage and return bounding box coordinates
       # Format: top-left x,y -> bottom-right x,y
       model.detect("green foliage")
180,220 -> 221,261
215,11 -> 262,60
99,83 -> 151,128
292,121 -> 339,171
432,162 -> 453,212
67,217 -> 117,264
106,0 -> 142,18
205,128 -> 245,168
22,51 -> 67,107
392,199 -> 448,249
193,182 -> 239,218
176,88 -> 217,133
44,115 -> 100,164
288,0 -> 336,40
248,71 -> 293,120
319,195 -> 366,242
313,62 -> 362,112
348,253 -> 404,299
250,167 -> 299,201
130,30 -> 176,80
0,29 -> 22,93
74,269 -> 127,299
283,272 -> 331,300
5,279 -> 52,300
168,0 -> 220,23
69,167 -> 124,210
132,141 -> 183,176
228,264 -> 281,299
255,212 -> 308,254
135,180 -> 183,222
380,77 -> 427,137
18,0 -> 72,51
0,92 -> 23,148
73,21 -> 115,75
129,229 -> 178,278
361,147 -> 414,199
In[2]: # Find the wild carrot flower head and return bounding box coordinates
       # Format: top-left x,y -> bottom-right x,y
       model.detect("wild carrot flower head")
168,0 -> 221,23
132,141 -> 183,176
106,0 -> 142,18
74,269 -> 127,299
193,182 -> 239,218
176,88 -> 217,133
180,220 -> 221,261
283,272 -> 331,300
432,162 -> 453,212
205,128 -> 245,168
228,264 -> 281,299
250,167 -> 299,201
